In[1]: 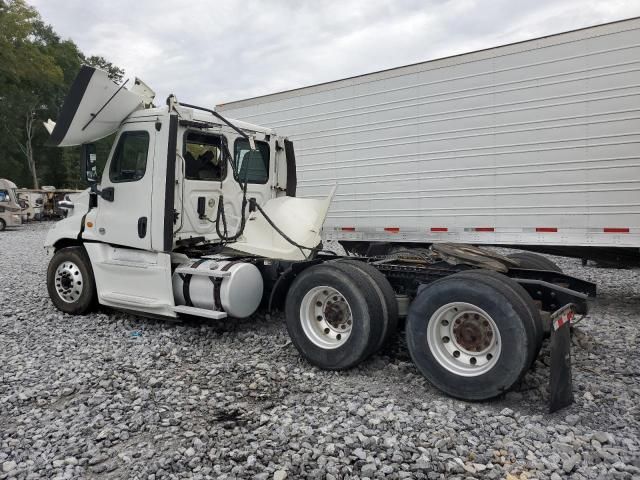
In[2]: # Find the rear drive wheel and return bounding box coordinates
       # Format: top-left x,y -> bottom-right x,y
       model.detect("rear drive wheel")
47,246 -> 96,314
406,273 -> 534,400
508,252 -> 562,273
285,263 -> 381,370
454,269 -> 544,360
335,259 -> 399,349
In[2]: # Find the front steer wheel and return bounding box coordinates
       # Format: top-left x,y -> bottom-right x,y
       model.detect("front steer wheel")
47,246 -> 97,314
406,273 -> 534,400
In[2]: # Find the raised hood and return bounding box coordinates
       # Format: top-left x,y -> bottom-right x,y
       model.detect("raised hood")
46,66 -> 155,147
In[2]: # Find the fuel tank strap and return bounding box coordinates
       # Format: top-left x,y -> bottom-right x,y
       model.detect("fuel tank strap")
212,260 -> 243,311
182,259 -> 208,307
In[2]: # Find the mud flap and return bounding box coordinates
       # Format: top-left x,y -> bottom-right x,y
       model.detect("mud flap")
549,305 -> 575,413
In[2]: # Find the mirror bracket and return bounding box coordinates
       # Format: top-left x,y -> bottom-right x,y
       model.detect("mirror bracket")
81,143 -> 99,184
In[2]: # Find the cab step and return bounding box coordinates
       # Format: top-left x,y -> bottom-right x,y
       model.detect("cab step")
172,305 -> 227,320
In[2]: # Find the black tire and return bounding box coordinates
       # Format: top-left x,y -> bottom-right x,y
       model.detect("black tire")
453,269 -> 544,360
0,219 -> 5,231
508,252 -> 562,273
285,263 -> 382,370
335,259 -> 399,349
329,261 -> 388,357
47,246 -> 97,314
406,273 -> 534,400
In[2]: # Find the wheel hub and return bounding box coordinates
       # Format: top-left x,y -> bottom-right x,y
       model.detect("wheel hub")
452,313 -> 493,352
300,286 -> 353,349
323,297 -> 351,332
54,261 -> 84,304
427,302 -> 501,377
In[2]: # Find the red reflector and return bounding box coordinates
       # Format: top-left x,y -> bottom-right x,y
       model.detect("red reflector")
536,227 -> 558,233
384,227 -> 400,233
603,227 -> 629,233
341,227 -> 355,232
430,227 -> 448,232
475,227 -> 495,232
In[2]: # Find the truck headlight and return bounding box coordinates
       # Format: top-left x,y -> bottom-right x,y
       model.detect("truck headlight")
13,214 -> 21,222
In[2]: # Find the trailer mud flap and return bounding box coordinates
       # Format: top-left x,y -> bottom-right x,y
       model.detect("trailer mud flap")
549,305 -> 575,413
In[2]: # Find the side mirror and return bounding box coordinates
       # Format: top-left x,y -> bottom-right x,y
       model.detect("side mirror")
81,143 -> 98,184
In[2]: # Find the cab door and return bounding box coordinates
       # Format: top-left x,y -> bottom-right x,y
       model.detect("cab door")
93,122 -> 156,249
226,135 -> 275,219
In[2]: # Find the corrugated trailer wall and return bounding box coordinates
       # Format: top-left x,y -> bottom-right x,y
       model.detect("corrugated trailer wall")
218,18 -> 640,248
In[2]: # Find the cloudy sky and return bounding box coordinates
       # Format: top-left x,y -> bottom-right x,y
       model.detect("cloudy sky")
29,0 -> 640,107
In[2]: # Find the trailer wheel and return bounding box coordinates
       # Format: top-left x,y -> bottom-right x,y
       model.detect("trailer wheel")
0,219 -> 5,231
335,259 -> 399,349
453,269 -> 543,360
406,273 -> 533,400
508,252 -> 562,273
285,263 -> 382,370
47,246 -> 97,315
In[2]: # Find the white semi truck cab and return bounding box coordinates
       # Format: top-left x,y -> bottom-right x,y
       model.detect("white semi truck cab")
44,66 -> 596,411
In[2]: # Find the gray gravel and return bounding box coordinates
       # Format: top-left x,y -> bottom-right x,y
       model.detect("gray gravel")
1,223 -> 639,479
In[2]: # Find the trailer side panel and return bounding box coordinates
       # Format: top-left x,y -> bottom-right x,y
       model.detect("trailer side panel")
218,18 -> 640,249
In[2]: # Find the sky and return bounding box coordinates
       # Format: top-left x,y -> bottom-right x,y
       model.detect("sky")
29,0 -> 640,107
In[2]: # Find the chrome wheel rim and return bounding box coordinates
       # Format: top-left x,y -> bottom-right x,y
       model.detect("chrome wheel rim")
54,261 -> 84,303
300,286 -> 352,349
427,302 -> 501,377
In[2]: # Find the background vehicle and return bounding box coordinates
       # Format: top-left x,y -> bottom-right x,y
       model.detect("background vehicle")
218,17 -> 640,266
0,179 -> 23,231
39,186 -> 82,220
42,66 -> 595,412
17,189 -> 45,221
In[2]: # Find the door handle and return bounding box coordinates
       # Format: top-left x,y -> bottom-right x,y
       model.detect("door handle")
138,217 -> 147,238
100,187 -> 115,202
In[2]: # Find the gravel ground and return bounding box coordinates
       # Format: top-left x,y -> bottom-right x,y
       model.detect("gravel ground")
0,223 -> 639,480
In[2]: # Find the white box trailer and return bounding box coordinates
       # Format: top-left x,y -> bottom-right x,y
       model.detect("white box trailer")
217,17 -> 640,264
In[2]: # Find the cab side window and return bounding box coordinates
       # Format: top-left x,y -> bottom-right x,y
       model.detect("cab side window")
184,132 -> 225,181
109,131 -> 150,183
0,190 -> 8,202
234,139 -> 270,184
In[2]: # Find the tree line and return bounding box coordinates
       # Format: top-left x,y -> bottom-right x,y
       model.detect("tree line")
0,0 -> 122,189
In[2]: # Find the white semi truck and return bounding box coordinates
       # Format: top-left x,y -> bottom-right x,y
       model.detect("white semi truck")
43,65 -> 595,411
0,178 -> 23,230
217,17 -> 640,266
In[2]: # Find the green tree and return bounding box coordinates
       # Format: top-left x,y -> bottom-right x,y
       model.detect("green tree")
0,0 -> 64,188
83,55 -> 125,83
0,0 -> 122,189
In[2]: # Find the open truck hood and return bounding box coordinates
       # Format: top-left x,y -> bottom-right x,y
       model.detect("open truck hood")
230,186 -> 337,261
45,66 -> 155,146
